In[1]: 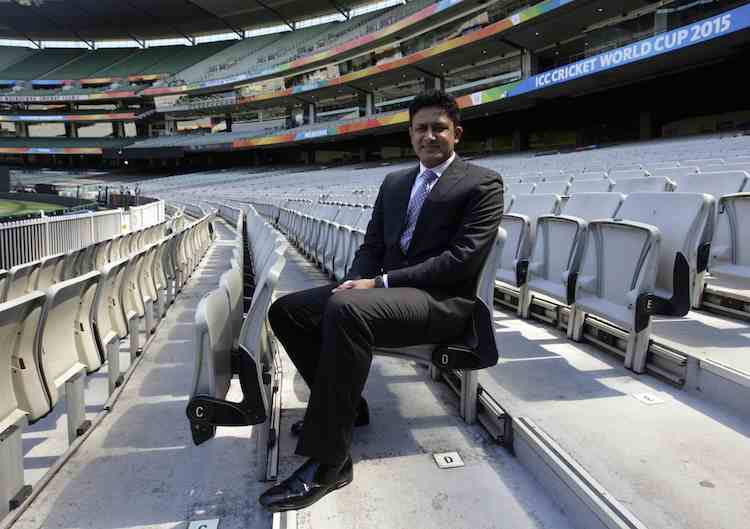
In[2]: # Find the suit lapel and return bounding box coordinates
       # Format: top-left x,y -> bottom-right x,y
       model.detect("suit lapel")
386,165 -> 419,246
407,157 -> 466,255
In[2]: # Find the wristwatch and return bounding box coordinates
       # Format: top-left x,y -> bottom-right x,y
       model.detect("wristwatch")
374,275 -> 385,288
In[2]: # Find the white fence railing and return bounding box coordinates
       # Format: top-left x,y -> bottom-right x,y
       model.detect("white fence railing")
0,200 -> 166,270
127,201 -> 166,233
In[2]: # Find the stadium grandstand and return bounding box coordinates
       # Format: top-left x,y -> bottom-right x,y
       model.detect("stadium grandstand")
1,0 -> 749,528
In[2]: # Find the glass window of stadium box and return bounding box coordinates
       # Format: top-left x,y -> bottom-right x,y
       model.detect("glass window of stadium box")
444,54 -> 523,95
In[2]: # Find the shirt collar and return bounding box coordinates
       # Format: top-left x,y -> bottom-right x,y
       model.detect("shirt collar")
419,152 -> 456,179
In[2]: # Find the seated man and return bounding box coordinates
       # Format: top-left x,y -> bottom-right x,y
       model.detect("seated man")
260,90 -> 503,512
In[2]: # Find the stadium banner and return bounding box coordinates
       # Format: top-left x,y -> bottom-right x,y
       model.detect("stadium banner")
0,112 -> 137,122
0,90 -> 136,103
147,0 -> 574,97
0,147 -> 103,154
457,3 -> 750,107
233,4 -> 750,151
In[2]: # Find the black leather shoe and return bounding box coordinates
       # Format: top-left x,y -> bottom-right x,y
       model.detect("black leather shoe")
259,456 -> 353,512
291,398 -> 369,436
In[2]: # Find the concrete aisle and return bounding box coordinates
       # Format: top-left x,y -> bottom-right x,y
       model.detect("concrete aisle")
14,221 -> 272,529
479,308 -> 750,529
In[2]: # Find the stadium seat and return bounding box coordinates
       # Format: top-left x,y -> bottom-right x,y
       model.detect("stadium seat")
521,193 -> 625,319
0,269 -> 6,302
341,208 -> 373,281
609,168 -> 649,179
186,216 -> 287,465
92,259 -> 130,394
373,226 -> 505,424
649,167 -> 699,179
4,261 -> 39,302
34,253 -> 65,291
495,194 -> 561,313
534,180 -> 571,195
568,177 -> 614,193
0,291 -> 46,517
122,250 -> 147,357
220,265 -> 243,351
323,206 -> 365,277
612,176 -> 674,194
704,193 -> 750,313
569,193 -> 715,372
670,171 -> 748,197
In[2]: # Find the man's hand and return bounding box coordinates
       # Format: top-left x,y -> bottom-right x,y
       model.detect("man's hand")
332,279 -> 376,292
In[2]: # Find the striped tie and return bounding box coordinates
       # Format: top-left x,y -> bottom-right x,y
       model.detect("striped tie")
400,169 -> 438,254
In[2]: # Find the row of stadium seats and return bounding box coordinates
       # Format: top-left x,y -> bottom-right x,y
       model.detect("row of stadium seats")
0,42 -> 232,81
0,211 -> 214,517
186,205 -> 288,480
491,187 -> 749,372
0,221 -> 168,304
207,178 -> 747,379
177,0 -> 432,84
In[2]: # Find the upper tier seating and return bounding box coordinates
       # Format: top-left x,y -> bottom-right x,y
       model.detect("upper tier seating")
40,48 -> 136,79
0,49 -> 86,80
0,46 -> 36,74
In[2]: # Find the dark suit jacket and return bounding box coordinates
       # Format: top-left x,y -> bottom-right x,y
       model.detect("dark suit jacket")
347,157 -> 504,330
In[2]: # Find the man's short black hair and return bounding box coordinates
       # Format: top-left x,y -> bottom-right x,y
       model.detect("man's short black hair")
409,90 -> 461,127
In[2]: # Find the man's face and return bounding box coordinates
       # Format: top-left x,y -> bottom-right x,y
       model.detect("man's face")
409,106 -> 463,168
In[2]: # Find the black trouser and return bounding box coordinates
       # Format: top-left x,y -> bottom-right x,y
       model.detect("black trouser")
268,283 -> 465,464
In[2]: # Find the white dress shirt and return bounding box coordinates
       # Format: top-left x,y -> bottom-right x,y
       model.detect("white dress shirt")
383,152 -> 456,287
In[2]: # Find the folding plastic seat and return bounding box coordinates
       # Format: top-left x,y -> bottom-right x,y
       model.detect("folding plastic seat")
313,205 -> 342,265
0,291 -> 47,516
702,163 -> 750,173
92,240 -> 112,270
122,251 -> 148,355
521,193 -> 624,319
220,265 -> 244,351
92,258 -> 130,394
4,260 -> 40,302
374,226 -> 505,424
612,176 -> 674,194
137,245 -> 160,335
342,208 -> 373,280
609,168 -> 648,179
534,180 -> 571,195
679,158 -> 724,169
186,237 -> 287,480
0,269 -> 7,302
704,193 -> 750,311
568,177 -> 614,193
649,166 -> 699,179
323,206 -> 365,277
504,182 -> 536,196
670,171 -> 748,197
33,253 -> 65,291
569,193 -> 715,372
495,194 -> 561,311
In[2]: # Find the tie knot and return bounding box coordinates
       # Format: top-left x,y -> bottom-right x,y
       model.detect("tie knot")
422,169 -> 438,184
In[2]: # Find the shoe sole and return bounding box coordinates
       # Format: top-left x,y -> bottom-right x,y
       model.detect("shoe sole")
265,474 -> 353,513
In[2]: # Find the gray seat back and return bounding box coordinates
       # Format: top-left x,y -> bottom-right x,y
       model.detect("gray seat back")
0,291 -> 48,425
41,271 -> 102,379
191,288 -> 233,399
35,253 -> 65,291
5,261 -> 39,302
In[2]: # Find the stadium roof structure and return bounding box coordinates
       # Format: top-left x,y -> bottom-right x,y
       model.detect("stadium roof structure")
0,0 -> 381,45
